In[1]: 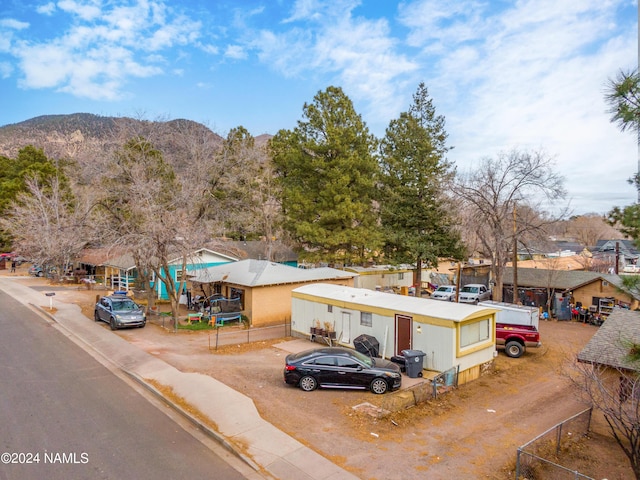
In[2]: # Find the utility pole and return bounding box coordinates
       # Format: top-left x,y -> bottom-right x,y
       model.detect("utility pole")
513,205 -> 518,304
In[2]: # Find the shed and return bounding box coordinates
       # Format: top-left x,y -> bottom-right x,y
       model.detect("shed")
291,284 -> 498,385
502,267 -> 640,313
343,265 -> 414,292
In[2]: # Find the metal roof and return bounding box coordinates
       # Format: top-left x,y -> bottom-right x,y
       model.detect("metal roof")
292,283 -> 495,323
189,259 -> 356,287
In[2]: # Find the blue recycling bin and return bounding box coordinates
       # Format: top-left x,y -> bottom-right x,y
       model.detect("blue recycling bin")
401,349 -> 426,378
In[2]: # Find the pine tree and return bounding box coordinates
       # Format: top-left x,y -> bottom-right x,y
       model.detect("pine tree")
379,83 -> 464,293
270,86 -> 382,265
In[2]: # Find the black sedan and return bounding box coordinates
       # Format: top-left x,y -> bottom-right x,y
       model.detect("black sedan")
284,347 -> 402,394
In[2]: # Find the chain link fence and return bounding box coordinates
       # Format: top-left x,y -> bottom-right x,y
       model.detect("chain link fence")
516,407 -> 594,479
146,312 -> 292,349
431,365 -> 459,398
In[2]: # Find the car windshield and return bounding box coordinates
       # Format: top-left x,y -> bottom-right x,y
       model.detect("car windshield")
462,286 -> 479,293
112,299 -> 139,311
437,286 -> 452,292
350,349 -> 374,367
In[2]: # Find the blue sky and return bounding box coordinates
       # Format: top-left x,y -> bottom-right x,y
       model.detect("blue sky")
0,0 -> 637,215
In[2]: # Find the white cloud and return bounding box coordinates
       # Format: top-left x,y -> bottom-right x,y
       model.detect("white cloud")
224,45 -> 247,60
400,0 -> 637,213
0,62 -> 12,78
57,0 -> 102,21
36,2 -> 56,15
251,1 -> 417,124
8,0 -> 203,100
0,19 -> 29,30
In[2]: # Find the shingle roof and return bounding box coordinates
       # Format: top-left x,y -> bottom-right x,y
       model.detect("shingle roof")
503,267 -> 623,291
595,239 -> 639,255
577,309 -> 640,371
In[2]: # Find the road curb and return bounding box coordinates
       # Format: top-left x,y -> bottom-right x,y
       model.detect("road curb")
28,302 -> 266,477
123,370 -> 264,475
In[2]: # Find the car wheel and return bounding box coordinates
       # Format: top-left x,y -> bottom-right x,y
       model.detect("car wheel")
109,317 -> 117,331
139,322 -> 146,328
505,341 -> 524,358
370,378 -> 388,394
37,271 -> 43,277
299,376 -> 318,392
94,311 -> 100,322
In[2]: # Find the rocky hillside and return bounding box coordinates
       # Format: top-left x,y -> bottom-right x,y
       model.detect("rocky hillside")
0,113 -> 271,162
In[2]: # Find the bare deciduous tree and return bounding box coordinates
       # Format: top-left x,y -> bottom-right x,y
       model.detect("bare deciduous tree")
454,150 -> 567,302
1,175 -> 94,275
571,359 -> 640,479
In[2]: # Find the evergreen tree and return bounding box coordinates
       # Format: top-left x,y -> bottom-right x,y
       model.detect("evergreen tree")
0,146 -> 69,251
270,86 -> 382,265
379,83 -> 464,293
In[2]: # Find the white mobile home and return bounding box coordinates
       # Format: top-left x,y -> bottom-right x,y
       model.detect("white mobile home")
291,284 -> 498,384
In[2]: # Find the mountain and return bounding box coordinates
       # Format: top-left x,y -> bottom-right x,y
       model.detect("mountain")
0,113 -> 271,161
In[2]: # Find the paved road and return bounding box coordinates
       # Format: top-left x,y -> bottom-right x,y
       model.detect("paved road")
0,290 -> 250,480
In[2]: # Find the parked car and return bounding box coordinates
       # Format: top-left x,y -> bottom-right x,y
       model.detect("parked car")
283,347 -> 402,394
12,255 -> 27,265
94,293 -> 146,330
431,285 -> 457,301
28,265 -> 44,277
458,284 -> 491,304
28,264 -> 58,277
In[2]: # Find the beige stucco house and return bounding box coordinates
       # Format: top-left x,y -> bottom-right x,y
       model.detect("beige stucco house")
189,259 -> 357,327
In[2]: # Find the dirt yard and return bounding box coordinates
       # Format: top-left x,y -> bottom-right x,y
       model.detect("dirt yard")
7,268 -> 633,479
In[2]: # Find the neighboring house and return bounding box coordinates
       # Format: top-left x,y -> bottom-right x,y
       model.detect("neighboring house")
291,283 -> 498,385
77,247 -> 131,288
577,309 -> 640,372
502,267 -> 640,316
593,239 -> 640,271
216,239 -> 298,267
155,248 -> 239,300
344,265 -> 413,292
188,259 -> 357,327
77,247 -> 239,298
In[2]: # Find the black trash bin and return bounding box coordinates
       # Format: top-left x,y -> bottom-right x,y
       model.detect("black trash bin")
402,349 -> 426,378
353,334 -> 380,358
390,355 -> 406,372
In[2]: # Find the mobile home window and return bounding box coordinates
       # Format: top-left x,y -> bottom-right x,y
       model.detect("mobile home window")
398,272 -> 404,280
360,311 -> 372,327
328,305 -> 333,313
460,318 -> 490,348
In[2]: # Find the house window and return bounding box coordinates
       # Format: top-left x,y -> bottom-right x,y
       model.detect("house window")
398,272 -> 404,280
328,305 -> 333,313
361,311 -> 372,327
460,318 -> 490,348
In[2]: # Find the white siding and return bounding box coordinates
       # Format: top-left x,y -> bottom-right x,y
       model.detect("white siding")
291,284 -> 497,374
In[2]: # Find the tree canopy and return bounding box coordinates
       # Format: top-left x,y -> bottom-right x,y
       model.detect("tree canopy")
379,82 -> 464,281
0,146 -> 70,252
606,69 -> 640,133
270,86 -> 382,265
454,150 -> 566,302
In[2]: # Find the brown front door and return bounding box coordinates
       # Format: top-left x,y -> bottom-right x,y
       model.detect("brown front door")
395,314 -> 412,355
